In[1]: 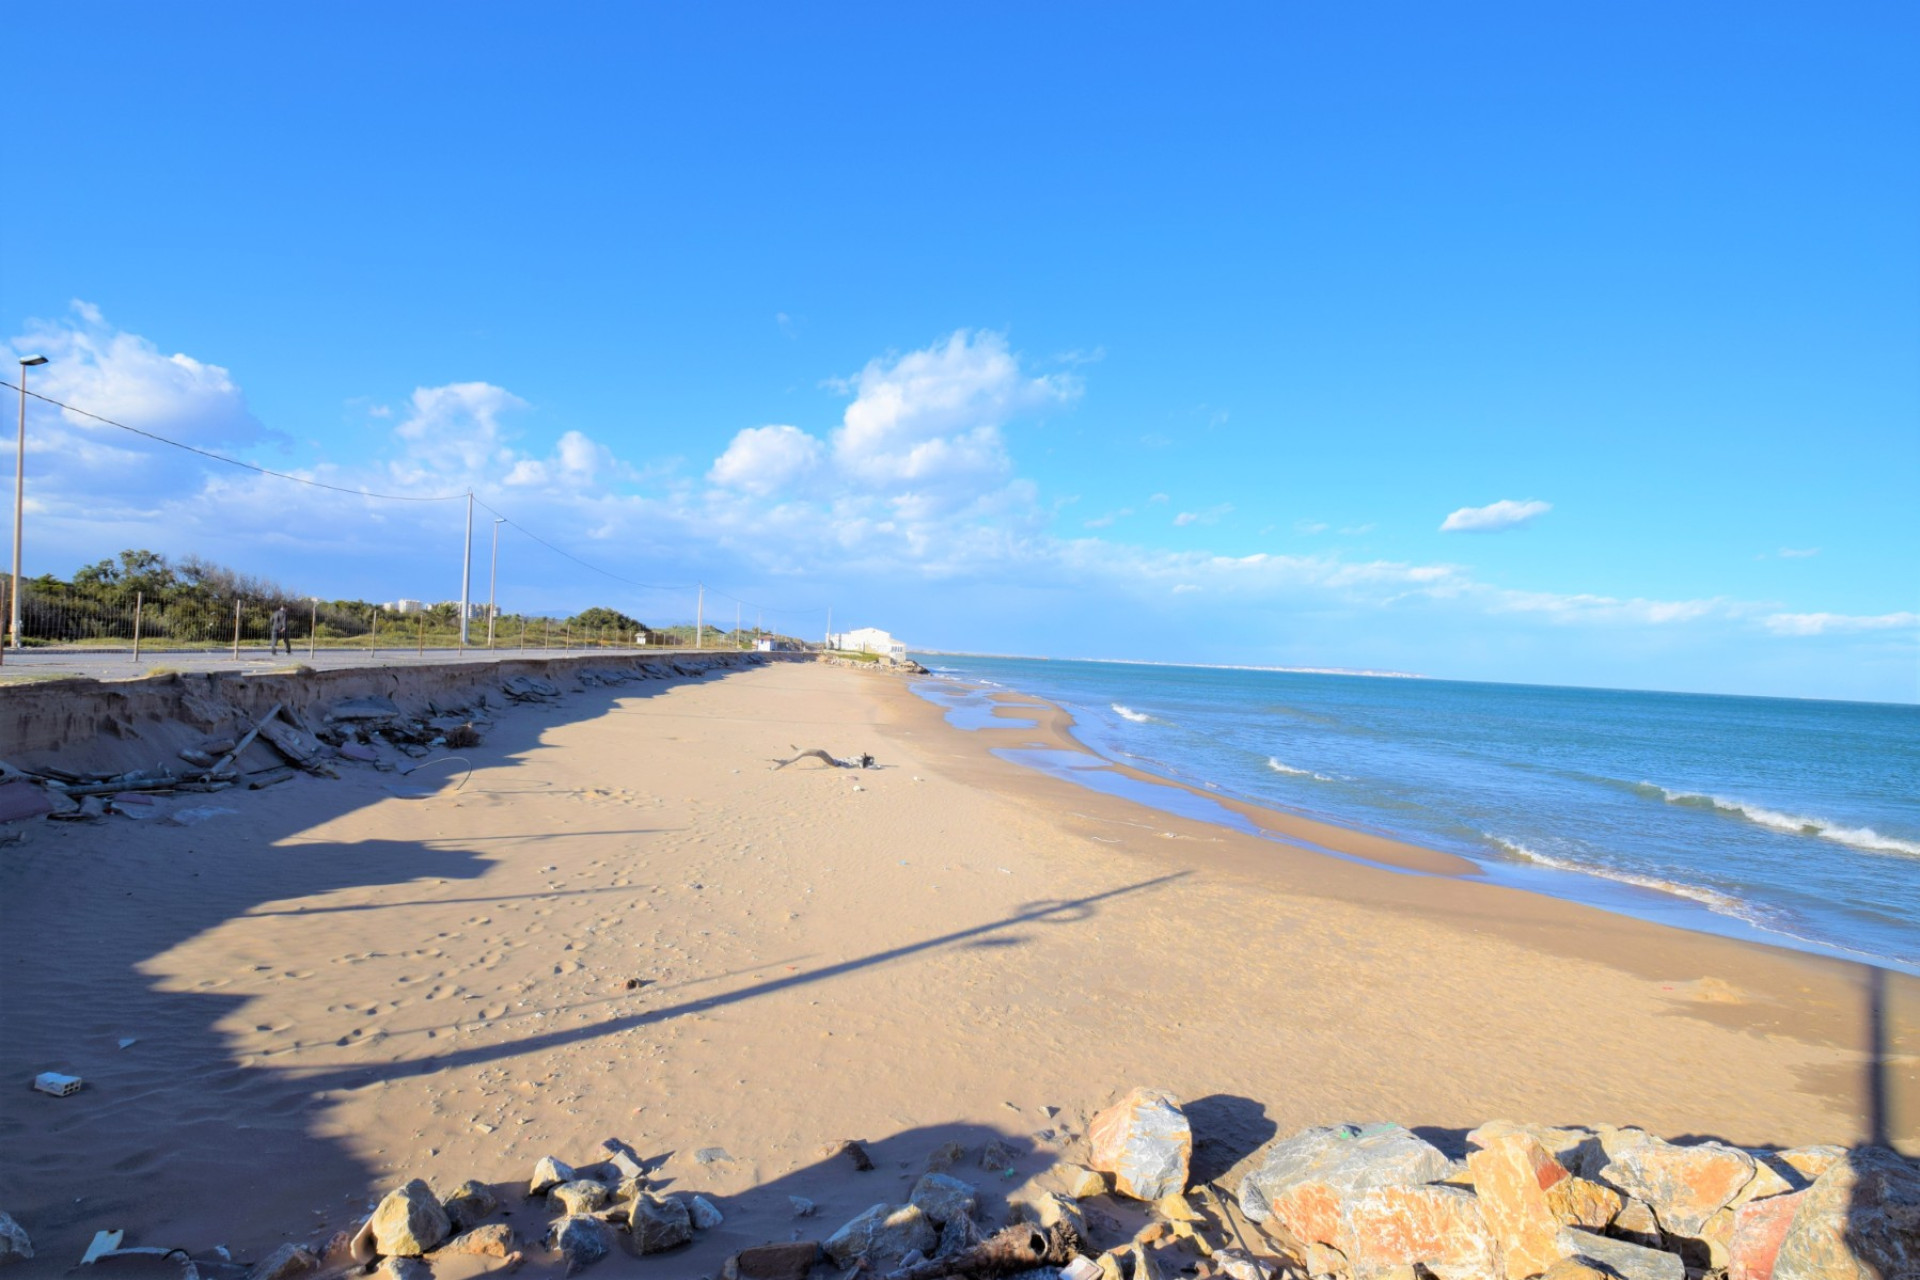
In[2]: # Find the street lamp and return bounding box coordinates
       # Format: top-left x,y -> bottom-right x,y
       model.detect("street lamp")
10,355 -> 47,650
487,516 -> 505,648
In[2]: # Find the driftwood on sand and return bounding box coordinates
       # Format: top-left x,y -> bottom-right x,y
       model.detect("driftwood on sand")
771,746 -> 877,770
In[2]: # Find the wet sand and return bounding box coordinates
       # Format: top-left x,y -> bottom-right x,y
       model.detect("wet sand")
0,659 -> 1911,1275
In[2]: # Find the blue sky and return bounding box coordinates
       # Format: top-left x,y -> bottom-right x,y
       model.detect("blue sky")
4,3 -> 1915,701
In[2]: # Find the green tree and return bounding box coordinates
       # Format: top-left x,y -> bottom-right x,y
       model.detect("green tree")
568,606 -> 645,634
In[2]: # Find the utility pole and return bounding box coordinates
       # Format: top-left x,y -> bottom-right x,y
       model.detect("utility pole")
735,601 -> 741,649
696,584 -> 703,649
459,492 -> 474,648
826,606 -> 832,650
11,355 -> 48,650
487,517 -> 504,648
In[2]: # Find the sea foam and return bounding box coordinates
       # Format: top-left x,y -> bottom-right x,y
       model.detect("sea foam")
1487,835 -> 1761,923
1268,757 -> 1334,782
1636,784 -> 1920,858
1111,703 -> 1155,723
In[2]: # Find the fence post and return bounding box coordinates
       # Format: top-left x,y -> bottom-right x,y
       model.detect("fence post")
309,600 -> 317,659
133,591 -> 144,662
231,599 -> 243,660
417,614 -> 426,656
519,616 -> 526,651
370,606 -> 379,659
543,618 -> 550,650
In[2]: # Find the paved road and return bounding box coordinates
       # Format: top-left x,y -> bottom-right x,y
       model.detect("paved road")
0,644 -> 739,683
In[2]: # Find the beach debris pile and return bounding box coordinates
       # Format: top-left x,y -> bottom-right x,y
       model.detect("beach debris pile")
15,1089 -> 1911,1280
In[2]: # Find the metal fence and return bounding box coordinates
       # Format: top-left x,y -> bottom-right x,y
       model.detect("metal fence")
0,581 -> 784,659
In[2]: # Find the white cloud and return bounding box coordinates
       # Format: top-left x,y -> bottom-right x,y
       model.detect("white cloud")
1147,492 -> 1169,504
1764,611 -> 1918,637
1492,589 -> 1721,626
709,424 -> 823,495
1083,508 -> 1132,529
389,381 -> 529,479
1340,523 -> 1377,536
1440,498 -> 1552,533
831,329 -> 1077,490
11,300 -> 262,448
1294,519 -> 1329,535
1175,504 -> 1232,527
1778,547 -> 1820,559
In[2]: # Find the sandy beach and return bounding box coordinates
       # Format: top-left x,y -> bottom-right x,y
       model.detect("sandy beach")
1,659 -> 1912,1275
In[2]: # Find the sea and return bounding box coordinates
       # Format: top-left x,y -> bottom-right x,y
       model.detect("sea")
912,655 -> 1920,975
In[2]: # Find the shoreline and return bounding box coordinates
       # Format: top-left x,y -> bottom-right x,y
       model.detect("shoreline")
909,662 -> 1920,977
1,658 -> 1912,1273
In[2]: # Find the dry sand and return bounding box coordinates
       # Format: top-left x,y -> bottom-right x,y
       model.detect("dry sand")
1,660 -> 1913,1275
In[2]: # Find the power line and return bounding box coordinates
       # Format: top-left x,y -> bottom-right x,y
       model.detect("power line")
1,380 -> 469,503
5,379 -> 826,623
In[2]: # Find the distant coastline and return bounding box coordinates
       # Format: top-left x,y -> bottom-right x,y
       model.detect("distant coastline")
912,649 -> 1426,680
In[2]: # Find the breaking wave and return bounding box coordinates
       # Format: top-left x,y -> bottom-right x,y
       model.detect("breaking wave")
1268,757 -> 1335,782
1487,835 -> 1761,923
1633,784 -> 1920,858
1111,704 -> 1155,723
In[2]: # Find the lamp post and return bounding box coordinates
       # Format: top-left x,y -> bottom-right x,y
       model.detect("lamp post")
11,355 -> 47,650
458,492 -> 474,648
487,517 -> 505,648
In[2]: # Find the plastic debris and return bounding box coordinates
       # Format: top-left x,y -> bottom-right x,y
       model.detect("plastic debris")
33,1071 -> 83,1097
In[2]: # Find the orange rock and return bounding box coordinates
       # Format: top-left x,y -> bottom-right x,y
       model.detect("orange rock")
1729,1192 -> 1804,1280
1340,1184 -> 1497,1280
1596,1130 -> 1756,1237
1088,1087 -> 1192,1201
1544,1177 -> 1622,1230
1466,1129 -> 1573,1278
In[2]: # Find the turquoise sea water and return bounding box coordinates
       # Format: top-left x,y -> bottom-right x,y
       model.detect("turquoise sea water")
914,656 -> 1920,974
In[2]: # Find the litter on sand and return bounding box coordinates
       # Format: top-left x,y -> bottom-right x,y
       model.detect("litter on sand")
33,1071 -> 83,1097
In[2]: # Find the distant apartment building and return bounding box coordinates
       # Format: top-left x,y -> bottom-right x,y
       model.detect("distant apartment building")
830,626 -> 908,663
383,599 -> 426,615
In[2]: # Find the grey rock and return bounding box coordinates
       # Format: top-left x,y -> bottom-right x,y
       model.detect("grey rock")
375,1259 -> 431,1280
695,1146 -> 734,1165
924,1141 -> 967,1173
531,1155 -> 577,1197
1088,1088 -> 1192,1202
371,1179 -> 452,1257
630,1193 -> 694,1254
823,1203 -> 938,1269
438,1224 -> 516,1257
247,1243 -> 318,1280
980,1139 -> 1021,1176
789,1196 -> 818,1218
1554,1228 -> 1684,1280
442,1179 -> 499,1232
551,1215 -> 610,1268
1773,1145 -> 1920,1280
1213,1249 -> 1278,1280
934,1212 -> 984,1259
1237,1124 -> 1453,1225
550,1180 -> 609,1216
690,1195 -> 725,1230
0,1213 -> 29,1267
910,1173 -> 979,1225
1011,1192 -> 1086,1242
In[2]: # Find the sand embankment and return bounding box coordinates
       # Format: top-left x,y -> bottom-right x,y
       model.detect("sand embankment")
0,659 -> 1910,1276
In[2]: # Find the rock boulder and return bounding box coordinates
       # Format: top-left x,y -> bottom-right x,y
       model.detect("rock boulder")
1238,1124 -> 1454,1248
0,1214 -> 32,1267
370,1180 -> 452,1257
911,1173 -> 979,1225
1594,1130 -> 1756,1238
824,1203 -> 938,1270
1772,1146 -> 1920,1280
1088,1088 -> 1192,1201
441,1180 -> 498,1232
1341,1183 -> 1499,1280
630,1193 -> 694,1253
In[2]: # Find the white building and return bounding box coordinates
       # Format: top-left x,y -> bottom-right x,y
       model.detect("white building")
383,599 -> 426,615
830,626 -> 908,663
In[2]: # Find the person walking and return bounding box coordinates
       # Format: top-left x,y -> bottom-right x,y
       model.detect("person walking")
270,604 -> 293,656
